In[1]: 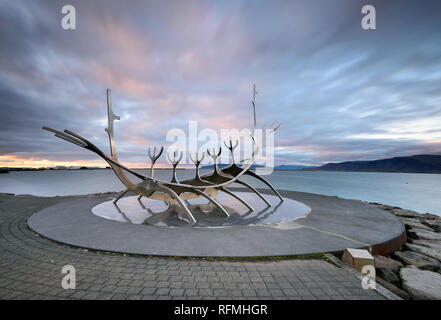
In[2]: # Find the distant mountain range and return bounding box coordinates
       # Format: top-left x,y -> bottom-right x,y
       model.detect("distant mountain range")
201,164 -> 314,170
201,164 -> 264,170
304,155 -> 441,173
4,156 -> 439,173
273,165 -> 315,170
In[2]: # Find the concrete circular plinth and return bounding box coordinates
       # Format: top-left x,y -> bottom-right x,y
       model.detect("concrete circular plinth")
27,190 -> 406,257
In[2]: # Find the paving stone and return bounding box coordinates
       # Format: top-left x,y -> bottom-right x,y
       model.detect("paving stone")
269,289 -> 284,297
140,287 -> 156,295
155,288 -> 170,296
184,289 -> 199,296
170,289 -> 184,296
209,282 -> 224,289
195,282 -> 210,289
198,289 -> 213,296
126,287 -> 142,295
113,286 -> 130,294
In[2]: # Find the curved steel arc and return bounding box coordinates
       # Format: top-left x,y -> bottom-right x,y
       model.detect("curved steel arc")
191,189 -> 230,217
156,184 -> 196,223
221,162 -> 283,202
233,179 -> 271,207
199,147 -> 256,211
219,187 -> 254,211
243,170 -> 284,202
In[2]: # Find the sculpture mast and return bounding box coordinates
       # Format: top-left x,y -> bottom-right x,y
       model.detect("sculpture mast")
252,84 -> 257,132
105,89 -> 120,161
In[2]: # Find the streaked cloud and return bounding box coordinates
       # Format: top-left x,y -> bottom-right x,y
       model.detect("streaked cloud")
0,0 -> 441,168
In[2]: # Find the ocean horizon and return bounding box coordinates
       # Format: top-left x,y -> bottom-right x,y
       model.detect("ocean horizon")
1,169 -> 440,217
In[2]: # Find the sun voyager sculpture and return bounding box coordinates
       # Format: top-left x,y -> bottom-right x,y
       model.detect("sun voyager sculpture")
43,86 -> 283,224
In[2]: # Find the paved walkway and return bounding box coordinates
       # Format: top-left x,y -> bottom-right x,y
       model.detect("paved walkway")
0,194 -> 384,300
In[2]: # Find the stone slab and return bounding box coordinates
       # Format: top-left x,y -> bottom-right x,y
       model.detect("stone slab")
405,243 -> 441,262
393,250 -> 441,271
400,266 -> 441,300
408,228 -> 441,241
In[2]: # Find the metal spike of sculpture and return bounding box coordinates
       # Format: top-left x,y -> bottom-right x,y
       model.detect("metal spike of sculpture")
167,151 -> 183,183
42,85 -> 282,224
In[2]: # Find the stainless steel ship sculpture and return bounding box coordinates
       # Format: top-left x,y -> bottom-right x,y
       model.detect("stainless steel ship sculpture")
43,86 -> 283,224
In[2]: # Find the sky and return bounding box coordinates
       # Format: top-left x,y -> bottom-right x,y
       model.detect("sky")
1,0 -> 441,168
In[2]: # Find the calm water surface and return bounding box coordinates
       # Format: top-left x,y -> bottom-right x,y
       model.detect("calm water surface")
1,169 -> 440,216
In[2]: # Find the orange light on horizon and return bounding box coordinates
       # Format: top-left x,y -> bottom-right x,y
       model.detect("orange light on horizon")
0,155 -> 172,169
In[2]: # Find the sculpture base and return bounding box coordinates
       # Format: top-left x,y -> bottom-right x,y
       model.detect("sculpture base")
92,193 -> 310,227
27,190 -> 406,257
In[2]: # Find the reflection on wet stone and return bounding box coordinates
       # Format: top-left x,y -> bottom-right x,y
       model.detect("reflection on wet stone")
93,192 -> 310,227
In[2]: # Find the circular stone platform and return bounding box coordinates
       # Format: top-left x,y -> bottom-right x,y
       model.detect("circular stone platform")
27,190 -> 406,257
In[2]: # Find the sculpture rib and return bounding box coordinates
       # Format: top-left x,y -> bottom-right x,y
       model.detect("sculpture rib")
191,189 -> 230,217
219,187 -> 254,211
243,170 -> 284,202
233,180 -> 272,207
221,163 -> 283,203
157,184 -> 196,223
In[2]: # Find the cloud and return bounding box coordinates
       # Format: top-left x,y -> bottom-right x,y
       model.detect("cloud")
0,0 -> 441,168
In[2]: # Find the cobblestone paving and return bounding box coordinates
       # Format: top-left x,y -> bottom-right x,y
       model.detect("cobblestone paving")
0,195 -> 385,300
